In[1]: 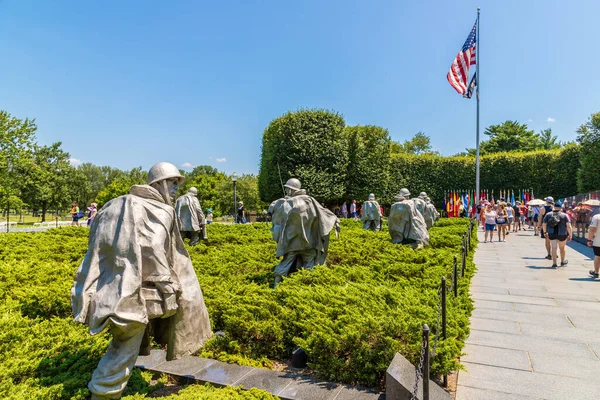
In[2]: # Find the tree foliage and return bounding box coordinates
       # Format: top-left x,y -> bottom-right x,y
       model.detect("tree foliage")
576,112 -> 600,192
258,109 -> 348,203
391,132 -> 436,155
538,128 -> 560,150
345,125 -> 391,201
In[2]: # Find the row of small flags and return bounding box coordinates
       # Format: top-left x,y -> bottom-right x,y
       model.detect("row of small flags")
443,189 -> 536,217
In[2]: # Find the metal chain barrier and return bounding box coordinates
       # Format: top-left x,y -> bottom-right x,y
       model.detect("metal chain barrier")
431,284 -> 443,358
411,331 -> 428,400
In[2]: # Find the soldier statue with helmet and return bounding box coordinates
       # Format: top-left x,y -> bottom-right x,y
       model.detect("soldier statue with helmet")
175,186 -> 207,245
388,188 -> 430,248
268,178 -> 340,287
71,162 -> 212,400
361,193 -> 382,231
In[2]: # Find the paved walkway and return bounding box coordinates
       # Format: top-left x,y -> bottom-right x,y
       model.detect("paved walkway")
456,229 -> 600,400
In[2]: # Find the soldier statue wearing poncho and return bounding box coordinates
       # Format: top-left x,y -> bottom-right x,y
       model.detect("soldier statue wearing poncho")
412,191 -> 428,218
269,178 -> 340,288
361,193 -> 382,231
71,162 -> 212,400
388,188 -> 430,248
424,196 -> 440,229
175,187 -> 207,245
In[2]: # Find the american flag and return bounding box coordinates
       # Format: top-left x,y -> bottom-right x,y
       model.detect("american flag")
447,21 -> 477,95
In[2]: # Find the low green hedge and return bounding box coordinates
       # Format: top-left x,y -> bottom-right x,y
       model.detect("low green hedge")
0,218 -> 476,397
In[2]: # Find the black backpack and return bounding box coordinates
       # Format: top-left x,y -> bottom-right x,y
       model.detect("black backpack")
546,211 -> 562,228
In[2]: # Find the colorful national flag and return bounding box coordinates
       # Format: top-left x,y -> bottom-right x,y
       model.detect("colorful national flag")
447,21 -> 478,95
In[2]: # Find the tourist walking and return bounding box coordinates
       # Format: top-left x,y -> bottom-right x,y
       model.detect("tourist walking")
506,203 -> 514,234
540,197 -> 554,259
86,203 -> 98,227
587,213 -> 600,278
512,201 -> 521,232
70,201 -> 81,226
350,200 -> 358,220
496,204 -> 508,242
532,205 -> 541,234
542,200 -> 572,268
206,208 -> 213,224
482,203 -> 497,243
341,201 -> 348,219
574,202 -> 590,237
237,201 -> 245,223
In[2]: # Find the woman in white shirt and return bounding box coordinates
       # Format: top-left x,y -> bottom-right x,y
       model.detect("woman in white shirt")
481,203 -> 497,243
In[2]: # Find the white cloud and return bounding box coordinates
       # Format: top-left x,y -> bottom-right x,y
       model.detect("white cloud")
546,117 -> 556,123
527,119 -> 533,122
181,162 -> 194,169
215,158 -> 227,163
69,157 -> 82,166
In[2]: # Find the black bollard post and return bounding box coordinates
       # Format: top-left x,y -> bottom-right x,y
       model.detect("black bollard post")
441,277 -> 447,387
453,256 -> 458,297
462,244 -> 466,277
423,324 -> 430,400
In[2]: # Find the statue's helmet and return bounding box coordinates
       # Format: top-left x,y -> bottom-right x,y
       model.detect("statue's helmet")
399,188 -> 411,198
425,196 -> 431,202
148,162 -> 184,186
284,178 -> 302,191
419,192 -> 427,199
188,187 -> 198,195
369,193 -> 375,200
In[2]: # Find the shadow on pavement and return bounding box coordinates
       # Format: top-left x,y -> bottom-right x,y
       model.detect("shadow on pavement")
566,241 -> 594,260
569,277 -> 600,282
526,265 -> 556,270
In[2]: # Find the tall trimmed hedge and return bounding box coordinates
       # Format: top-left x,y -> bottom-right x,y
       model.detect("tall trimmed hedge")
258,109 -> 348,203
345,125 -> 391,201
388,144 -> 580,205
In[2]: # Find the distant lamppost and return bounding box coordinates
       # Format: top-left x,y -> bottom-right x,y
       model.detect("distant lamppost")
231,172 -> 238,223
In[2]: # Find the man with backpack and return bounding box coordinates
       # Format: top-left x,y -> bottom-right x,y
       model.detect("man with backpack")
542,200 -> 573,268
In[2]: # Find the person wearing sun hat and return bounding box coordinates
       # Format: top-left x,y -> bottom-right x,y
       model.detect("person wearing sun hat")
542,200 -> 572,268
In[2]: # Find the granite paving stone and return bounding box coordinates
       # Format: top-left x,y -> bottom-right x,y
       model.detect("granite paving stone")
234,369 -> 296,394
460,361 -> 600,400
193,362 -> 254,386
469,317 -> 521,334
460,343 -> 531,371
153,355 -> 216,378
528,352 -> 600,380
471,308 -> 573,328
277,376 -> 342,400
473,299 -> 514,311
134,349 -> 167,370
512,302 -> 599,317
568,315 -> 600,331
506,287 -> 600,302
519,322 -> 600,344
455,385 -> 538,400
472,292 -> 558,306
589,344 -> 600,358
334,385 -> 384,400
468,285 -> 509,295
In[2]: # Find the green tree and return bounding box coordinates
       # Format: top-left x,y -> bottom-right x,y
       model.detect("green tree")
477,120 -> 539,154
345,125 -> 391,201
576,112 -> 600,192
216,174 -> 263,216
95,167 -> 146,208
180,165 -> 228,215
392,132 -> 436,155
21,143 -> 73,222
538,128 -> 561,150
258,109 -> 348,203
0,111 -> 37,217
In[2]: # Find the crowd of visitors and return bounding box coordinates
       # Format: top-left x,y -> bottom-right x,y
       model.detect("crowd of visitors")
478,195 -> 600,276
336,199 -> 384,220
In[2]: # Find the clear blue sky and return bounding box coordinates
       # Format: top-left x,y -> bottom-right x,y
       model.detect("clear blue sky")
1,1 -> 598,175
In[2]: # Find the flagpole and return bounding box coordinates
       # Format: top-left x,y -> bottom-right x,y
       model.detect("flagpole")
475,7 -> 481,207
